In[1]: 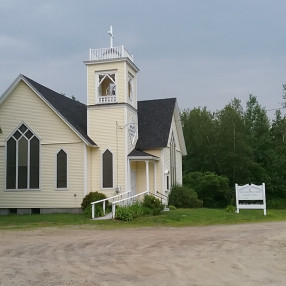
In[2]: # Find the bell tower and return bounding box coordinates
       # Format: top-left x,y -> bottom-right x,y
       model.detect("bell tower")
84,26 -> 140,195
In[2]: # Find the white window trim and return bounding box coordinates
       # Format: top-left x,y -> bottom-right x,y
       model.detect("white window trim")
4,122 -> 41,191
95,70 -> 117,104
127,73 -> 134,103
101,148 -> 114,190
55,148 -> 69,191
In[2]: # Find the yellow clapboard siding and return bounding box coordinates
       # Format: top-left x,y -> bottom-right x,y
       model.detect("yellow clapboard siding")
0,81 -> 86,208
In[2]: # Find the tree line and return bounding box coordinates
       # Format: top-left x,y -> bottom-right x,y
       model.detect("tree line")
181,91 -> 286,201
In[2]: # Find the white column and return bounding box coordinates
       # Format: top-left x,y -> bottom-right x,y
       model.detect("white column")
154,162 -> 157,195
83,144 -> 87,196
127,158 -> 131,194
145,160 -> 149,193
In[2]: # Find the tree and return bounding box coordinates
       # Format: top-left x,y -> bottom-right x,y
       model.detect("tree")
244,94 -> 271,165
215,98 -> 253,185
181,107 -> 219,175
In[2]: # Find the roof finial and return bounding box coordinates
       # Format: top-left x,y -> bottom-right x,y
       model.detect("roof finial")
108,25 -> 115,48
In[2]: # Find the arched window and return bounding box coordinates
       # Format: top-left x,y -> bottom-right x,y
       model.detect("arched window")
6,123 -> 39,189
57,149 -> 67,189
102,149 -> 113,188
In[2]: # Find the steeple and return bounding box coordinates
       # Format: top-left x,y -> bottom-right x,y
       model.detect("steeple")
85,26 -> 139,107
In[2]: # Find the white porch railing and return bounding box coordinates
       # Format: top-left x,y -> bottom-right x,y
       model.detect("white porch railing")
112,190 -> 149,218
91,191 -> 130,219
98,95 -> 116,104
89,46 -> 134,62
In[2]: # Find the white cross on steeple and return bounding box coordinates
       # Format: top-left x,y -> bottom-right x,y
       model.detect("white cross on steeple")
108,25 -> 115,48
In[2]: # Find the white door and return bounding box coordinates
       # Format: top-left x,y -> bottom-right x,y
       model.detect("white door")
130,170 -> 137,196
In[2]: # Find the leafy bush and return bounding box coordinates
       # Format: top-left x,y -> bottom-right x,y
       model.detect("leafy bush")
83,205 -> 104,218
115,195 -> 164,221
184,172 -> 232,208
115,207 -> 133,221
168,185 -> 202,208
81,191 -> 109,218
142,194 -> 164,215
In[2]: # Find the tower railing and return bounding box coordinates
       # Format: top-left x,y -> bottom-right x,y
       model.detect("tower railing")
89,46 -> 134,62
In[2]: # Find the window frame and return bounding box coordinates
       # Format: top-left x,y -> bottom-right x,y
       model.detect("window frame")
127,73 -> 134,102
95,70 -> 117,103
55,148 -> 69,190
5,122 -> 41,191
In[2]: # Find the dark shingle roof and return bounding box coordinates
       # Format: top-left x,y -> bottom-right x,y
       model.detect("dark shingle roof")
20,76 -> 176,149
22,75 -> 96,146
136,98 -> 176,150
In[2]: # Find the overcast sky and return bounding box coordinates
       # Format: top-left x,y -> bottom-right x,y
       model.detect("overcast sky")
1,0 -> 286,116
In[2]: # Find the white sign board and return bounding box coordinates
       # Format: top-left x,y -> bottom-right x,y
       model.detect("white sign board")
235,183 -> 266,215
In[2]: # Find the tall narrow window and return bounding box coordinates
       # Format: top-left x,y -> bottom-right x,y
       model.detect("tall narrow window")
102,149 -> 113,188
6,123 -> 40,189
170,133 -> 176,187
57,150 -> 67,189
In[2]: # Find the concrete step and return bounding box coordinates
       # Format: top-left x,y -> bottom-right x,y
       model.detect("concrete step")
92,212 -> 113,220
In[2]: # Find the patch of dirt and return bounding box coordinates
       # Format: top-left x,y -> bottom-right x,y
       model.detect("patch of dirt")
0,222 -> 286,285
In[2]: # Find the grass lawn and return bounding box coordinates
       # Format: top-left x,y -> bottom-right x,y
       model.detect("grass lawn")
1,208 -> 286,230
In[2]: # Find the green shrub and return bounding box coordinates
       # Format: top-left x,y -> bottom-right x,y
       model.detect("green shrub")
169,205 -> 176,211
81,191 -> 109,218
127,202 -> 150,218
267,198 -> 286,209
168,185 -> 203,208
225,205 -> 236,213
142,194 -> 164,215
184,172 -> 232,208
115,207 -> 133,221
83,205 -> 104,218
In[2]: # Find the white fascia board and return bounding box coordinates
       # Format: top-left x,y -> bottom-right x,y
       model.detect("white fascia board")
0,74 -> 22,105
128,156 -> 160,161
84,57 -> 140,73
174,101 -> 187,156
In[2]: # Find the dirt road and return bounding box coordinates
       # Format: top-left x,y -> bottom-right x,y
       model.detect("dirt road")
0,222 -> 285,286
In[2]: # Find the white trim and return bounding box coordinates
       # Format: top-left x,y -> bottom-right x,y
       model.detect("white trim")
55,148 -> 69,191
161,149 -> 165,193
154,162 -> 157,195
101,148 -> 114,190
174,101 -> 187,155
145,160 -> 150,193
127,158 -> 131,194
128,156 -> 159,161
95,70 -> 117,104
125,107 -> 128,193
84,57 -> 140,73
83,144 -> 87,196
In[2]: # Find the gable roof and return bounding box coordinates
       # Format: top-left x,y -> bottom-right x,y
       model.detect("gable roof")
136,98 -> 176,150
0,74 -> 96,147
136,98 -> 187,155
1,75 -> 186,153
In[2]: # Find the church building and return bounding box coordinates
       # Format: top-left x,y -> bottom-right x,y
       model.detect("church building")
0,28 -> 186,215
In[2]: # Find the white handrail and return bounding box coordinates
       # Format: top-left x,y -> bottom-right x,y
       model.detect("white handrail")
112,191 -> 149,218
91,191 -> 130,219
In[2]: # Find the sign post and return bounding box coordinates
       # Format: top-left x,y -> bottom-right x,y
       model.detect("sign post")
235,183 -> 266,215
